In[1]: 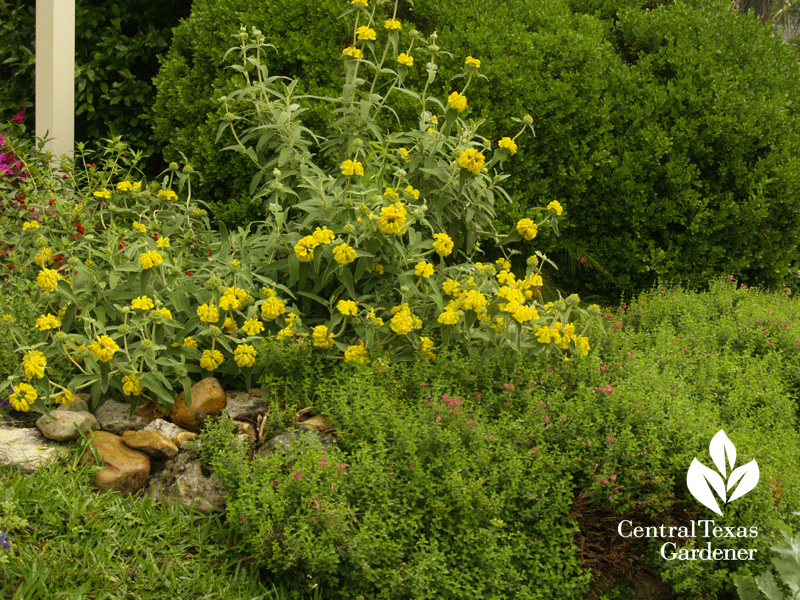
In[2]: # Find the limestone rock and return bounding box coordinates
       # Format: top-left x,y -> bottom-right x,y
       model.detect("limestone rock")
174,431 -> 199,448
224,390 -> 269,422
36,409 -> 100,442
83,431 -> 150,495
258,425 -> 335,462
151,449 -> 226,514
248,388 -> 267,398
298,414 -> 331,432
144,418 -> 190,442
170,378 -> 226,432
0,426 -> 65,473
55,397 -> 89,413
122,430 -> 179,460
94,399 -> 149,435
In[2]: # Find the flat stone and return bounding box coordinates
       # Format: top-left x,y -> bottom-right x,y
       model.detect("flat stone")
170,378 -> 226,432
174,431 -> 199,447
224,391 -> 270,422
0,426 -> 65,473
94,399 -> 148,435
151,450 -> 226,514
122,430 -> 179,460
36,410 -> 100,442
82,431 -> 150,495
144,418 -> 190,442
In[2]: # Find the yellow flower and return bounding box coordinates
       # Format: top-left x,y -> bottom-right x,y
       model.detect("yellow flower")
200,348 -> 224,371
312,227 -> 336,245
197,303 -> 220,323
548,200 -> 563,216
183,336 -> 199,349
234,344 -> 257,368
22,221 -> 40,231
433,233 -> 454,257
390,312 -> 415,336
438,310 -> 460,325
122,375 -> 143,396
88,335 -> 119,362
442,281 -> 461,299
496,257 -> 511,271
342,46 -> 362,59
313,325 -> 336,349
351,0 -> 368,5
277,313 -> 297,340
378,203 -> 407,234
460,290 -> 487,312
384,187 -> 400,200
294,237 -> 316,262
397,53 -> 414,66
156,307 -> 172,321
337,300 -> 358,316
131,296 -> 155,311
404,185 -> 420,200
34,247 -> 53,266
333,243 -> 357,265
132,221 -> 147,233
36,268 -> 61,292
385,18 -> 401,29
398,147 -> 410,162
54,389 -> 75,405
458,148 -> 485,174
223,316 -> 236,332
139,251 -> 163,269
155,236 -> 170,249
340,159 -> 364,176
36,314 -> 60,331
157,189 -> 178,201
577,335 -> 591,356
93,189 -> 112,199
345,340 -> 368,364
367,310 -> 384,327
498,137 -> 517,155
448,91 -> 467,112
356,26 -> 376,40
415,261 -> 434,279
516,218 -> 538,241
491,317 -> 505,333
242,318 -> 265,336
219,293 -> 242,311
534,325 -> 552,344
261,297 -> 286,320
116,181 -> 141,192
465,56 -> 481,69
9,382 -> 36,412
373,264 -> 384,275
22,350 -> 47,380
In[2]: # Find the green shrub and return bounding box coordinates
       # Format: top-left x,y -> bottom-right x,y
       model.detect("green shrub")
0,0 -> 191,169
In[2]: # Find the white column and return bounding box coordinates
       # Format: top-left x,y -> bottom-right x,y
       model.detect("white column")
36,0 -> 75,158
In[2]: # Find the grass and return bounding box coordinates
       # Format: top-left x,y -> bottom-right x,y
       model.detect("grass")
0,441 -> 286,600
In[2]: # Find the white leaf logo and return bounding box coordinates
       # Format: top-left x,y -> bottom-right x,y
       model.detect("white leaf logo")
686,430 -> 759,515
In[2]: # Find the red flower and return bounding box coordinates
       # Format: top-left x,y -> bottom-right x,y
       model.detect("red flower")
48,200 -> 54,205
186,271 -> 193,276
152,235 -> 158,241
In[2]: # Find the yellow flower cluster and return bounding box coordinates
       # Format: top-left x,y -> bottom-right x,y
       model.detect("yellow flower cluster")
294,227 -> 336,262
93,189 -> 111,199
378,203 -> 407,234
313,325 -> 336,348
197,303 -> 220,323
397,53 -> 414,67
132,221 -> 147,233
356,26 -> 376,40
499,137 -> 517,155
534,322 -> 590,355
220,287 -> 246,311
548,201 -> 563,216
88,335 -> 119,362
131,296 -> 154,311
22,221 -> 40,231
122,375 -> 143,396
157,189 -> 178,201
23,350 -> 47,380
340,159 -> 364,175
242,318 -> 265,335
36,268 -> 61,292
36,313 -> 60,331
420,336 -> 436,361
34,247 -> 53,267
390,303 -> 422,335
343,47 -> 362,59
448,92 -> 467,112
465,56 -> 481,69
345,340 -> 367,364
459,149 -> 485,174
516,218 -> 538,241
234,344 -> 257,368
261,296 -> 287,320
333,243 -> 357,265
277,313 -> 297,340
116,181 -> 142,192
54,389 -> 75,405
337,300 -> 358,316
139,251 -> 163,269
9,382 -> 36,412
415,261 -> 434,279
385,19 -> 401,29
433,233 -> 454,257
156,237 -> 170,249
200,348 -> 224,371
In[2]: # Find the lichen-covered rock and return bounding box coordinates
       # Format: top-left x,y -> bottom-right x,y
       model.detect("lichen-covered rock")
224,390 -> 270,422
0,426 -> 65,473
94,399 -> 149,435
82,431 -> 150,495
151,449 -> 226,514
122,430 -> 179,460
170,378 -> 226,432
36,409 -> 100,442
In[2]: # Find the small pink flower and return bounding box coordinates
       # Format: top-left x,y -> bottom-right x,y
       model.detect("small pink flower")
607,436 -> 613,444
315,503 -> 321,509
467,420 -> 473,427
561,415 -> 567,420
504,383 -> 510,391
610,475 -> 616,481
510,384 -> 515,391
409,465 -> 414,469
531,449 -> 537,454
436,416 -> 442,422
421,382 -> 428,389
609,495 -> 614,501
602,478 -> 608,485
293,471 -> 301,481
544,416 -> 550,422
476,392 -> 482,400
601,364 -> 607,373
